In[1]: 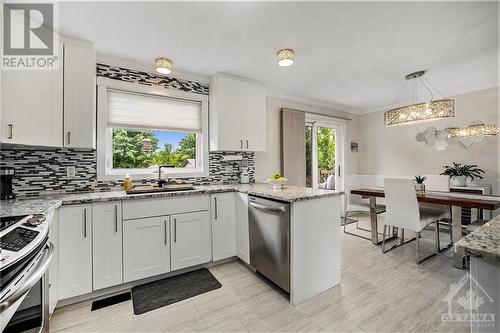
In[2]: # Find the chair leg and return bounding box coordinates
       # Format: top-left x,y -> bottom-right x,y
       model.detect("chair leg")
343,212 -> 348,231
415,231 -> 420,264
400,229 -> 405,245
435,221 -> 440,253
448,220 -> 453,246
382,225 -> 387,253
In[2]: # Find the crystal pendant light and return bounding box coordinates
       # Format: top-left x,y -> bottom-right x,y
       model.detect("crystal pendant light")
446,123 -> 499,139
384,71 -> 454,127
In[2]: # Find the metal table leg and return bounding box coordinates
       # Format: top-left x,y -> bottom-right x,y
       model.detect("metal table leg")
452,205 -> 465,269
369,197 -> 379,245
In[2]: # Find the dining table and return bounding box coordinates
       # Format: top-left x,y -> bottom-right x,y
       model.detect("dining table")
350,188 -> 500,269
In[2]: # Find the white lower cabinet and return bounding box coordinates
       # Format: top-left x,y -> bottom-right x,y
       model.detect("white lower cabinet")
211,193 -> 236,261
58,205 -> 93,299
123,216 -> 171,282
235,193 -> 250,264
171,211 -> 212,271
92,202 -> 123,290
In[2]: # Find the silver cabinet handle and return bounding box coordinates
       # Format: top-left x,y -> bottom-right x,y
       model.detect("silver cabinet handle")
246,140 -> 249,149
174,218 -> 177,243
214,197 -> 218,220
114,205 -> 118,232
240,140 -> 243,149
164,219 -> 168,245
83,208 -> 87,238
67,131 -> 71,145
8,124 -> 13,139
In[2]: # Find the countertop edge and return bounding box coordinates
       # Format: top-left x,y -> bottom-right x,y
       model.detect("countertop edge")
455,217 -> 500,266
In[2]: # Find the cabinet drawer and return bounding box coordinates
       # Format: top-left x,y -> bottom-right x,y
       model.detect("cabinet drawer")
122,195 -> 210,220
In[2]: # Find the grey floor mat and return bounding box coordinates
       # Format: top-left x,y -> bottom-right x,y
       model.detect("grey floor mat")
131,268 -> 222,315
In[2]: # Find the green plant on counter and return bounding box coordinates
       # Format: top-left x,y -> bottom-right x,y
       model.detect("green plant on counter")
440,163 -> 485,180
414,176 -> 427,184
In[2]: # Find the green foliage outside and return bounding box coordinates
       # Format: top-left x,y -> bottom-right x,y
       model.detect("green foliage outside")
112,129 -> 196,169
305,126 -> 336,187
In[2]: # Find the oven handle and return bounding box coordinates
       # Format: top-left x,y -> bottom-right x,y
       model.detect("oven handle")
0,242 -> 54,313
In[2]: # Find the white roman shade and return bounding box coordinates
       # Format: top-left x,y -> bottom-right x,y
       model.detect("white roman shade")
107,90 -> 202,132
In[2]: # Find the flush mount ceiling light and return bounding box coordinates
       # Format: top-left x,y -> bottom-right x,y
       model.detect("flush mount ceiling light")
384,71 -> 454,127
276,49 -> 294,67
446,123 -> 499,139
155,58 -> 172,74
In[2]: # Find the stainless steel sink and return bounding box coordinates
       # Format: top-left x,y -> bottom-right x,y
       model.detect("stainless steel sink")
126,183 -> 195,195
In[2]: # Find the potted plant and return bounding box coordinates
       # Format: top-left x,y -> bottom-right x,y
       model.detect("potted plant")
440,162 -> 485,187
414,176 -> 427,193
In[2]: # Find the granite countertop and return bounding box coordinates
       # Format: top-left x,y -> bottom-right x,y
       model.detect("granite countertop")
455,215 -> 500,265
0,183 -> 341,217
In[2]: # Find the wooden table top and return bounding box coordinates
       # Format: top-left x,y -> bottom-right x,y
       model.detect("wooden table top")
351,188 -> 500,210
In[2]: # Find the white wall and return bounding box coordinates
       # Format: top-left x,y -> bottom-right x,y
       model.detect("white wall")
254,96 -> 360,186
358,86 -> 499,194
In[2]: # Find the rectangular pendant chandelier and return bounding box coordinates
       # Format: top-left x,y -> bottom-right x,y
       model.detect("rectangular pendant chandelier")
446,124 -> 499,139
384,99 -> 455,127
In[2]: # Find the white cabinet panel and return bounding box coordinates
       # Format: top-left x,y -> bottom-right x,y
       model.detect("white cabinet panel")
1,46 -> 63,146
63,39 -> 96,148
211,193 -> 236,261
122,195 -> 210,220
235,193 -> 250,264
123,216 -> 170,282
92,201 -> 122,290
48,209 -> 59,315
171,211 -> 211,270
58,205 -> 92,299
209,74 -> 266,152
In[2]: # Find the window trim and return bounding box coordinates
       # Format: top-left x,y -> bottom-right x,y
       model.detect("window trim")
96,77 -> 209,181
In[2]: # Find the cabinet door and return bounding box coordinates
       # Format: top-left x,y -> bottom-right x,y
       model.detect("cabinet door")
123,216 -> 170,282
92,201 -> 123,290
235,193 -> 250,264
211,193 -> 236,261
58,205 -> 92,299
63,39 -> 96,148
1,46 -> 63,146
48,209 -> 59,315
171,211 -> 211,271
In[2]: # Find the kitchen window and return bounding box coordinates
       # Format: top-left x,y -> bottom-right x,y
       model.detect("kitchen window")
96,78 -> 209,180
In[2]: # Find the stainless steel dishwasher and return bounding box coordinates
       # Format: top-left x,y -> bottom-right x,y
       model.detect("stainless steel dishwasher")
248,195 -> 290,292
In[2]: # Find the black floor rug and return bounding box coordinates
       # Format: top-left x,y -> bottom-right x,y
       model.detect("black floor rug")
131,268 -> 222,315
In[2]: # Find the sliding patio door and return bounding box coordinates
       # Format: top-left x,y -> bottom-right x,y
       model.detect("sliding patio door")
306,120 -> 344,191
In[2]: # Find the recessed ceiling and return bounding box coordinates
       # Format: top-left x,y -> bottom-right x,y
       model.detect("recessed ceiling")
59,1 -> 499,114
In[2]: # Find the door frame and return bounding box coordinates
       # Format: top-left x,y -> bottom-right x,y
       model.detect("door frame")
305,114 -> 345,192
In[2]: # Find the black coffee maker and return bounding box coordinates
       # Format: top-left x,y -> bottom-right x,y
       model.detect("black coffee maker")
0,167 -> 15,200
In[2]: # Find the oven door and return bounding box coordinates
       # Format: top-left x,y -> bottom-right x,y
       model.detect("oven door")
0,243 -> 54,333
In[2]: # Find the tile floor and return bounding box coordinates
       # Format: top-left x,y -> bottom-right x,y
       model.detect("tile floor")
50,215 -> 470,332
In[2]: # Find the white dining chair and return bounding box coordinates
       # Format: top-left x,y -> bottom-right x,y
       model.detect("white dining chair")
343,192 -> 386,241
382,178 -> 449,264
422,175 -> 452,249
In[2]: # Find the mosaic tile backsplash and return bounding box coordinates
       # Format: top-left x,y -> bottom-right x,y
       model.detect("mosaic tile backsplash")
0,147 -> 255,198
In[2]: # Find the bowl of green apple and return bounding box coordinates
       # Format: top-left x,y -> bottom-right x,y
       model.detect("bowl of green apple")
267,173 -> 288,190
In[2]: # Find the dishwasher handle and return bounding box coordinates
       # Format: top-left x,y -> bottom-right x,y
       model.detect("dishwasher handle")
249,201 -> 286,214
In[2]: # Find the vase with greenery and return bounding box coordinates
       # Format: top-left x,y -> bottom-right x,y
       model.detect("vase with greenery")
414,176 -> 427,193
440,163 -> 485,186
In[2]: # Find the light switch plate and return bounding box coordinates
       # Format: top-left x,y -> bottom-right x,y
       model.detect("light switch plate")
66,166 -> 76,178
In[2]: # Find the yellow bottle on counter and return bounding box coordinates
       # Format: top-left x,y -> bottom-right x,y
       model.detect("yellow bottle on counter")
123,174 -> 133,191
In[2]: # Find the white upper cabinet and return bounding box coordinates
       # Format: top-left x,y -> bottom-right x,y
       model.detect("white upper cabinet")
209,74 -> 266,152
1,44 -> 63,146
62,38 -> 96,149
211,193 -> 236,261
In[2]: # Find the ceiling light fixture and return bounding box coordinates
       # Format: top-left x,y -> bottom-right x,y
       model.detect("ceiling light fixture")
384,71 -> 454,127
155,58 -> 172,74
446,123 -> 499,139
276,49 -> 294,67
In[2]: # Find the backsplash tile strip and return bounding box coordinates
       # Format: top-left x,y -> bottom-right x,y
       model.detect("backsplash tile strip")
1,64 -> 254,198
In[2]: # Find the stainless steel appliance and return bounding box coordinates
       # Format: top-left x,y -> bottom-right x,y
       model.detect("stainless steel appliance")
0,168 -> 15,200
248,196 -> 290,292
0,215 -> 54,333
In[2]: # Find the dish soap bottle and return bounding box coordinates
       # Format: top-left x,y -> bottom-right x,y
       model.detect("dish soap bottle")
123,174 -> 133,191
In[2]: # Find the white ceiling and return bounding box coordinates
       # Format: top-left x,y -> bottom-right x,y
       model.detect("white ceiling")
59,1 -> 499,114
